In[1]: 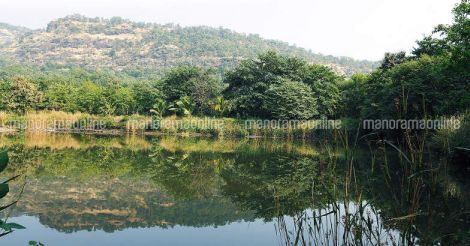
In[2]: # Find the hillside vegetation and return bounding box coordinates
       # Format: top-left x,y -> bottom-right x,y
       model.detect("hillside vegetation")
0,15 -> 377,77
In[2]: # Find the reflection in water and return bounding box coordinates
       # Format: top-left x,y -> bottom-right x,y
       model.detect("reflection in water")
0,133 -> 468,245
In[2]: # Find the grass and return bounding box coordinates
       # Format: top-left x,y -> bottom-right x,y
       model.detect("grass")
0,110 -> 343,139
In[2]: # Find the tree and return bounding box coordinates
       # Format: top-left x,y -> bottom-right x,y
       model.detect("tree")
303,64 -> 342,117
163,66 -> 223,115
44,83 -> 79,112
189,70 -> 224,115
339,73 -> 368,118
2,76 -> 43,114
213,96 -> 229,117
109,87 -> 136,115
76,81 -> 104,114
357,1 -> 470,120
163,66 -> 201,103
168,96 -> 195,117
264,79 -> 318,120
132,81 -> 164,115
379,52 -> 408,71
412,0 -> 470,65
224,51 -> 340,118
224,52 -> 307,118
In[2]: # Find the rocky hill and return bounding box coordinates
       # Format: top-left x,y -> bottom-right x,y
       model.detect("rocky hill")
0,15 -> 378,76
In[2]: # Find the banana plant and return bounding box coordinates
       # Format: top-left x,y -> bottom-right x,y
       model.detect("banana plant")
168,96 -> 195,117
0,150 -> 25,237
213,96 -> 228,117
150,99 -> 167,119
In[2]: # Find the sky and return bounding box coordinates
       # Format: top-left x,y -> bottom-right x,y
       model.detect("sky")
0,0 -> 460,61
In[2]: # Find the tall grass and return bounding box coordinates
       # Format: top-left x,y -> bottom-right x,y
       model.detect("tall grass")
0,110 -> 344,139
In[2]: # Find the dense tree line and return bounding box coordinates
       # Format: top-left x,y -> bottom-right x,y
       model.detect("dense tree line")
340,1 -> 469,120
0,52 -> 342,119
0,1 -> 468,121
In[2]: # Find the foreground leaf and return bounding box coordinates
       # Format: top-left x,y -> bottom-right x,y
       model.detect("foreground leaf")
0,150 -> 8,173
0,184 -> 9,199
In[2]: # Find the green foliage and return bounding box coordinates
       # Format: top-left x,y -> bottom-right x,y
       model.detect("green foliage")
413,0 -> 470,65
0,149 -> 8,173
0,150 -> 25,236
225,51 -> 341,119
1,76 -> 43,114
213,96 -> 229,117
379,51 -> 409,71
341,2 -> 470,120
163,66 -> 202,103
150,99 -> 168,119
447,113 -> 470,149
76,81 -> 105,115
303,64 -> 342,116
163,66 -> 223,115
131,80 -> 164,114
264,79 -> 318,120
1,15 -> 377,77
0,52 -> 340,120
29,241 -> 45,246
169,96 -> 195,116
44,82 -> 79,112
339,73 -> 368,118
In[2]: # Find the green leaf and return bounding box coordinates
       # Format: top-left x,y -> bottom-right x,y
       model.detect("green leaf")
0,150 -> 8,173
29,241 -> 44,246
0,184 -> 9,199
0,223 -> 25,230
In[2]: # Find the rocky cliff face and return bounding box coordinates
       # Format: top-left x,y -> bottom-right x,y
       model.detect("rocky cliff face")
0,15 -> 377,76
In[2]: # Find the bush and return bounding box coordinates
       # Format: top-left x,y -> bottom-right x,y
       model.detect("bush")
264,79 -> 318,120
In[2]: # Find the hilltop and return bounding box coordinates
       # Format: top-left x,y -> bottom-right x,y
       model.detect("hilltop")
0,15 -> 377,77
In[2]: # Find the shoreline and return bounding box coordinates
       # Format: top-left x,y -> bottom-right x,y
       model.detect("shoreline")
0,127 -> 320,139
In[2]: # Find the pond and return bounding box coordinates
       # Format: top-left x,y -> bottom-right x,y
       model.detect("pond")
0,133 -> 468,245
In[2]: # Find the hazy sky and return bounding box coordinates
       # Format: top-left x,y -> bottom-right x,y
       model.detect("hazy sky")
0,0 -> 460,60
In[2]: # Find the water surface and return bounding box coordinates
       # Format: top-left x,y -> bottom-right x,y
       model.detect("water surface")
0,133 -> 468,245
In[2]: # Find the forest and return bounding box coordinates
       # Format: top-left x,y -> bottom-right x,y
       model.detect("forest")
0,1 -> 468,245
0,1 -> 468,144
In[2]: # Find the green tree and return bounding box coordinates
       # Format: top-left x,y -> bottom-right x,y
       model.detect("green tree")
413,0 -> 470,65
379,51 -> 409,71
213,96 -> 229,117
162,66 -> 201,103
132,81 -> 164,115
224,52 -> 308,118
44,83 -> 79,112
2,76 -> 43,114
264,79 -> 318,120
225,52 -> 340,118
339,73 -> 368,118
163,66 -> 223,115
303,64 -> 342,117
109,87 -> 136,115
76,81 -> 104,114
169,96 -> 195,117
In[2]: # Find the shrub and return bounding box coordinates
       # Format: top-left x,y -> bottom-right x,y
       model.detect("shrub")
264,79 -> 318,120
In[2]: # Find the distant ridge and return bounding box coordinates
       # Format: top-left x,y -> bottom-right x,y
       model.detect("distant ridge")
0,15 -> 378,77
